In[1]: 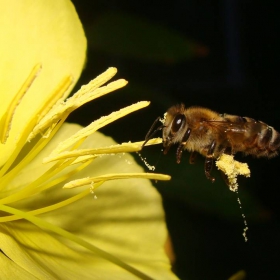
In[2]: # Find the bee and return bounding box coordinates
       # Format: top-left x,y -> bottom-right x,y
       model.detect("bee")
143,104 -> 280,182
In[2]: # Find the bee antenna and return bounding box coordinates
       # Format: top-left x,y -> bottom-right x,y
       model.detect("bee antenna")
142,116 -> 164,147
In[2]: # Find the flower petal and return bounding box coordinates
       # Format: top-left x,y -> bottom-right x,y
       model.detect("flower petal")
0,222 -> 175,279
0,249 -> 38,280
0,0 -> 86,164
1,123 -> 177,279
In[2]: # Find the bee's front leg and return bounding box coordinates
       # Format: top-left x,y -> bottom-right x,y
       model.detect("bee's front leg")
176,128 -> 191,163
204,141 -> 216,182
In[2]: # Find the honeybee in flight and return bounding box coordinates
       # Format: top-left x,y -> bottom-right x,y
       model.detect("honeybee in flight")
143,104 -> 280,182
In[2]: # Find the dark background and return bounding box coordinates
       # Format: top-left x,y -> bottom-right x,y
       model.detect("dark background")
70,1 -> 279,279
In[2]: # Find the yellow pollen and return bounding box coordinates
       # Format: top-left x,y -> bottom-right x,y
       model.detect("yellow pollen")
216,154 -> 250,191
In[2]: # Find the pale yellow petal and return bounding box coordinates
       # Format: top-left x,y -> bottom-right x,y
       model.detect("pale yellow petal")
2,123 -> 177,279
0,0 -> 86,165
0,222 -> 176,279
0,251 -> 38,280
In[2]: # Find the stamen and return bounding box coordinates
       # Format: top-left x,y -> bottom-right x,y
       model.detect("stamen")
72,67 -> 118,100
0,63 -> 41,144
74,79 -> 128,106
0,114 -> 68,188
138,138 -> 163,146
63,172 -> 171,189
0,187 -> 92,222
27,75 -> 74,140
36,75 -> 73,124
71,155 -> 97,165
0,156 -> 92,204
0,117 -> 38,180
28,68 -> 128,141
44,142 -> 143,163
44,138 -> 163,164
49,101 -> 150,155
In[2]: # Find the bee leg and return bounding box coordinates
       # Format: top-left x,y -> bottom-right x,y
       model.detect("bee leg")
217,146 -> 232,186
223,146 -> 232,155
220,171 -> 231,187
205,141 -> 216,183
189,152 -> 197,164
176,128 -> 191,164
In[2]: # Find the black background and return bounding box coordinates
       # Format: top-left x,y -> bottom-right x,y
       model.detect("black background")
69,1 -> 279,279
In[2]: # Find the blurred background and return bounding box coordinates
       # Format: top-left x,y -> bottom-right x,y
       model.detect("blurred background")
69,1 -> 279,279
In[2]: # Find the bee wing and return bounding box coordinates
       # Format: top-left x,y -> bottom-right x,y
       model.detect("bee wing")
206,120 -> 247,134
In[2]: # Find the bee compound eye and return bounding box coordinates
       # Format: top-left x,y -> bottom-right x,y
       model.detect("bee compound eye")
171,114 -> 185,133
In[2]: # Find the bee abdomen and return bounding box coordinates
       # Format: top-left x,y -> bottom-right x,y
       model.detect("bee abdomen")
257,125 -> 280,157
268,128 -> 280,151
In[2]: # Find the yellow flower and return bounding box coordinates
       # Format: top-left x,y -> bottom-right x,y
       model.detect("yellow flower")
0,1 -> 177,279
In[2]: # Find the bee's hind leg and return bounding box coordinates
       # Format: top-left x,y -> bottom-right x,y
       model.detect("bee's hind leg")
189,152 -> 197,164
220,171 -> 231,187
204,141 -> 216,183
218,146 -> 233,186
